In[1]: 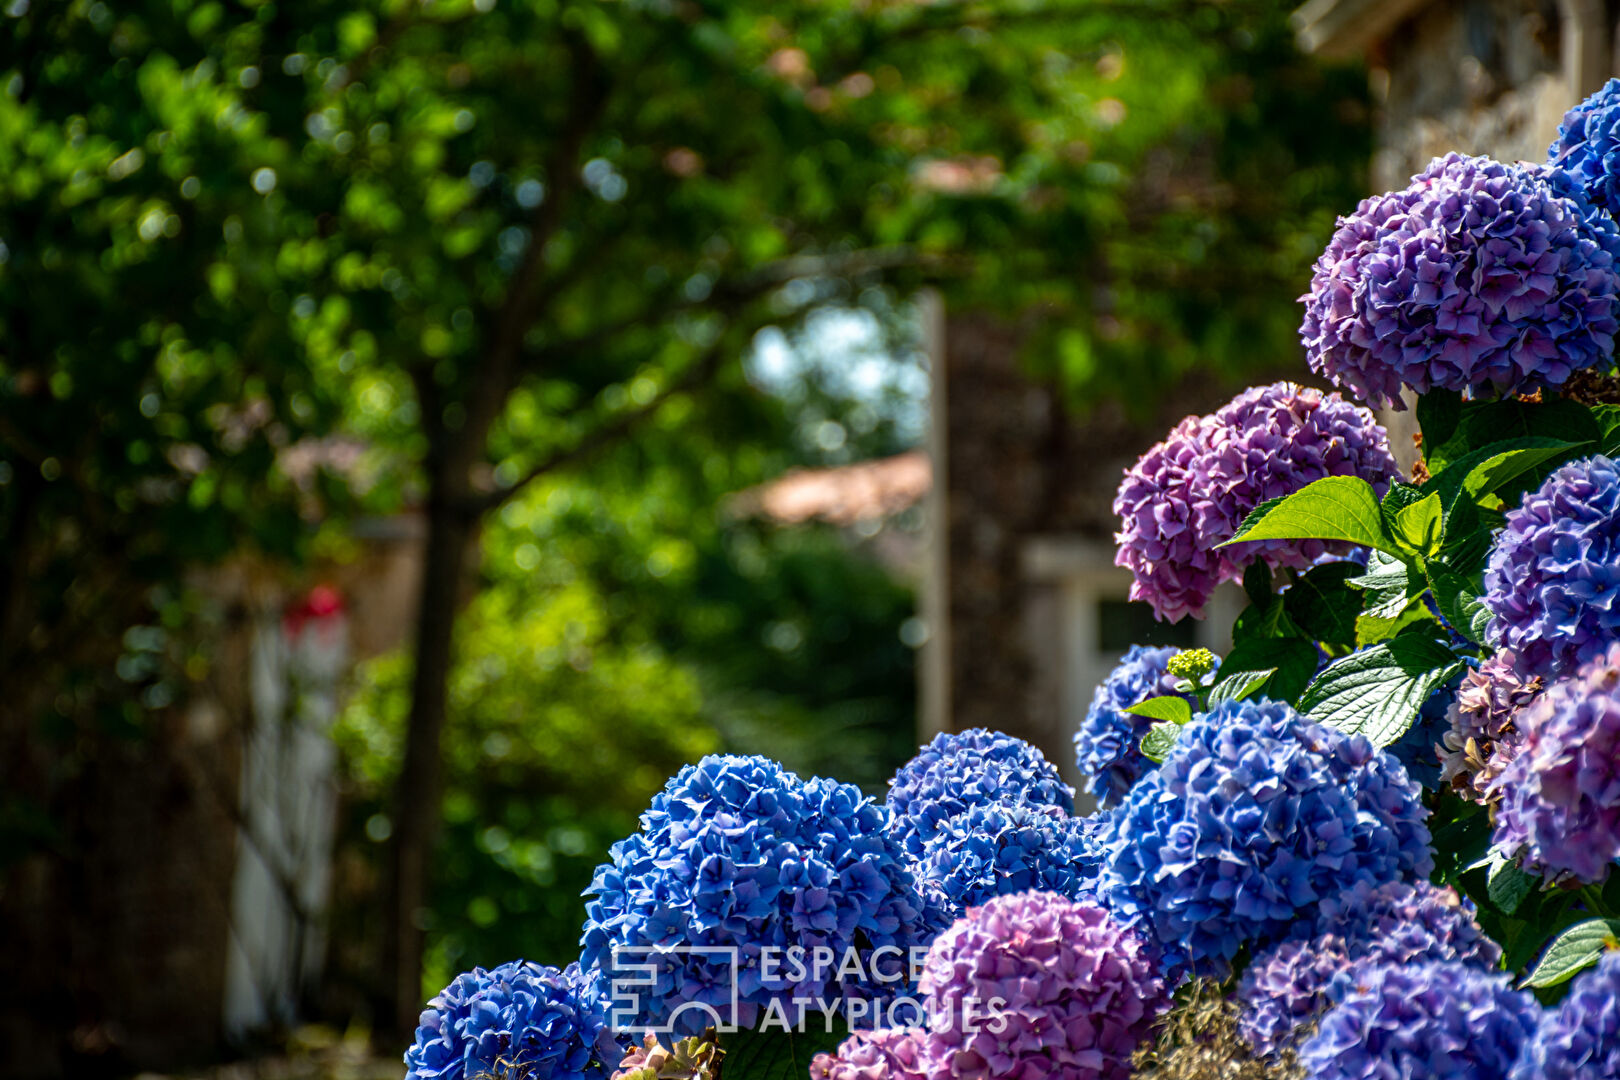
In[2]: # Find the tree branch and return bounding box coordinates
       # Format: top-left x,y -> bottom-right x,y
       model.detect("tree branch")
469,341 -> 730,514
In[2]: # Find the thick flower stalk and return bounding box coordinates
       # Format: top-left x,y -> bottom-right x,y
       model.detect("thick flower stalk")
404,961 -> 614,1080
1301,152 -> 1620,408
1439,650 -> 1543,802
1512,949 -> 1620,1080
809,1029 -> 925,1080
1549,77 -> 1620,217
579,755 -> 933,1035
1114,382 -> 1398,621
884,728 -> 1073,859
1300,962 -> 1540,1080
1074,645 -> 1192,809
915,801 -> 1109,916
1236,881 -> 1500,1056
1096,700 -> 1433,973
916,891 -> 1167,1080
1493,642 -> 1620,882
1484,454 -> 1620,678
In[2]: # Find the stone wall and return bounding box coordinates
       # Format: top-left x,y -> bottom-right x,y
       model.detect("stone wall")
938,313 -> 1242,763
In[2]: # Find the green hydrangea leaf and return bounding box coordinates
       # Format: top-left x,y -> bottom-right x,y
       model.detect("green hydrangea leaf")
1521,919 -> 1620,989
1220,476 -> 1401,557
1298,633 -> 1467,745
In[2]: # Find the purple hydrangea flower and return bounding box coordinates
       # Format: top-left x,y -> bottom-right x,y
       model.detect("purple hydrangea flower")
915,802 -> 1111,918
404,961 -> 614,1080
1114,382 -> 1399,621
1493,642 -> 1620,882
1485,455 -> 1620,679
1096,699 -> 1434,974
916,891 -> 1167,1080
1513,949 -> 1620,1080
809,1029 -> 925,1080
1074,645 -> 1192,808
1237,881 -> 1500,1056
884,729 -> 1073,859
1440,650 -> 1545,803
1301,152 -> 1620,408
1301,962 -> 1540,1080
1549,78 -> 1620,218
579,755 -> 934,1035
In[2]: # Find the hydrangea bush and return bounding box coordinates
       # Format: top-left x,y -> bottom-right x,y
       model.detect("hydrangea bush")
403,82 -> 1620,1080
578,755 -> 935,1035
1074,645 -> 1190,808
1113,381 -> 1398,621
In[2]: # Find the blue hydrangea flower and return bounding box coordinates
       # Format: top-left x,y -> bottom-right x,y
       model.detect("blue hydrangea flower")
1550,78 -> 1620,218
404,960 -> 614,1080
1513,949 -> 1620,1080
1302,152 -> 1620,409
1237,881 -> 1500,1056
1074,645 -> 1191,809
915,802 -> 1111,917
1301,962 -> 1540,1080
884,729 -> 1073,859
1095,700 -> 1433,974
1493,641 -> 1620,883
579,755 -> 935,1036
1485,454 -> 1620,679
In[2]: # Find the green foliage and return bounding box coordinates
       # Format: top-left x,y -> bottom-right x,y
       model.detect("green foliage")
334,566 -> 717,984
1125,695 -> 1194,727
1139,720 -> 1184,764
722,1021 -> 849,1080
1522,919 -> 1620,989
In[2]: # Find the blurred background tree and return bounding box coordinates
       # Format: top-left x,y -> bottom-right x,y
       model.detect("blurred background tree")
0,0 -> 1367,1071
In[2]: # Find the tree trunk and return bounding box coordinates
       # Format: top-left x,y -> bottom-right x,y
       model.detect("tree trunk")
383,467 -> 475,1041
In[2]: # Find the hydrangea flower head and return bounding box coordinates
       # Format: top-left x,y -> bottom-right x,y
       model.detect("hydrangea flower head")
916,891 -> 1167,1080
404,960 -> 613,1080
1485,454 -> 1620,678
1513,949 -> 1620,1080
1549,77 -> 1620,217
1301,962 -> 1540,1080
1441,650 -> 1544,802
580,755 -> 933,1035
1301,152 -> 1620,408
1493,642 -> 1620,882
809,1030 -> 925,1080
1074,645 -> 1191,808
884,729 -> 1073,858
1114,382 -> 1399,621
915,801 -> 1111,918
1096,699 -> 1433,973
1237,881 -> 1500,1056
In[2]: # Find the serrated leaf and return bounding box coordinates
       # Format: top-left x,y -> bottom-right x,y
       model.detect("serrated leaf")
1390,490 -> 1443,557
1593,404 -> 1620,457
1426,398 -> 1601,477
1216,636 -> 1320,706
1220,476 -> 1400,557
1521,919 -> 1620,988
1207,668 -> 1276,705
1124,695 -> 1193,726
1140,721 -> 1181,764
1463,442 -> 1586,500
1487,854 -> 1536,916
1298,635 -> 1466,745
1349,549 -> 1425,621
1242,559 -> 1273,610
1283,562 -> 1362,646
1426,563 -> 1488,646
1353,598 -> 1434,648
